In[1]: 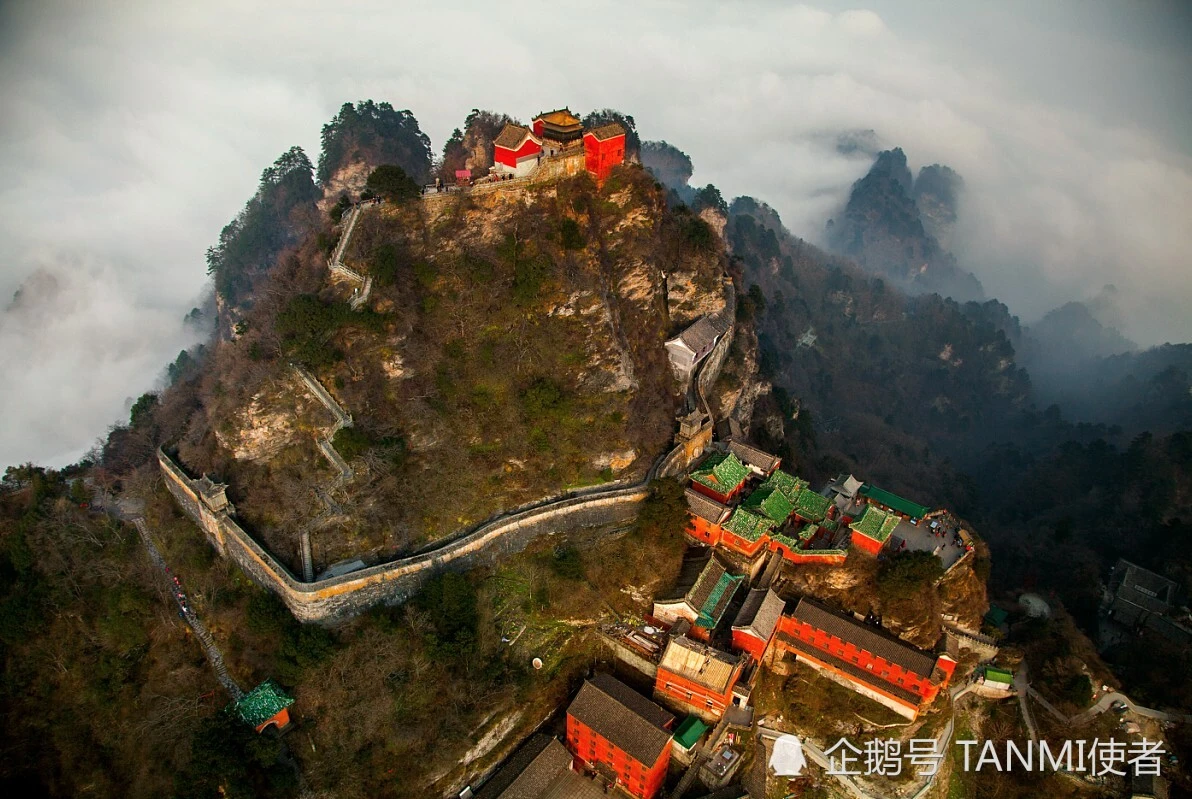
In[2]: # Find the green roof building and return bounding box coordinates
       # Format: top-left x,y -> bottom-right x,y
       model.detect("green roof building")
793,489 -> 832,523
849,505 -> 900,544
695,571 -> 745,629
858,484 -> 931,519
722,507 -> 775,543
690,452 -> 751,499
235,680 -> 295,732
984,607 -> 1009,627
983,667 -> 1014,687
672,716 -> 709,751
742,485 -> 795,524
760,469 -> 806,504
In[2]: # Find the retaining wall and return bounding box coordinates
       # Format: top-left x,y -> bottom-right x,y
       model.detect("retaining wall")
697,316 -> 735,413
159,449 -> 646,623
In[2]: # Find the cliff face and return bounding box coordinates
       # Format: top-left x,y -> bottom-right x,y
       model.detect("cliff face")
176,166 -> 728,572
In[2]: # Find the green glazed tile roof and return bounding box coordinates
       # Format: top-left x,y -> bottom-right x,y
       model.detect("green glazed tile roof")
723,508 -> 774,542
793,489 -> 831,523
984,668 -> 1013,685
691,452 -> 750,494
742,485 -> 795,524
769,529 -> 799,549
235,680 -> 294,727
761,469 -> 803,503
858,484 -> 931,519
850,505 -> 897,542
695,571 -> 744,628
673,716 -> 709,749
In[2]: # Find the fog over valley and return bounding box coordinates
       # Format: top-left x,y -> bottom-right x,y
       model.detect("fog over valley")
1,0 -> 1189,467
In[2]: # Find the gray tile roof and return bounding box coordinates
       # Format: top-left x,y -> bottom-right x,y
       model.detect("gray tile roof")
790,598 -> 937,677
672,315 -> 727,357
1115,559 -> 1179,607
473,735 -> 571,799
732,588 -> 784,640
685,487 -> 731,524
585,122 -> 626,141
733,588 -> 766,629
567,674 -> 674,766
494,123 -> 535,150
656,550 -> 715,604
726,440 -> 781,474
687,555 -> 731,613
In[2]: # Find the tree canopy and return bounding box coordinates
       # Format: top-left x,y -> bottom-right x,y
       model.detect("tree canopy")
363,164 -> 420,202
205,146 -> 319,306
317,100 -> 432,185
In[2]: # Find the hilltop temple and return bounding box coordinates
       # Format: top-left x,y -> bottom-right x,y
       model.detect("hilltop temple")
493,108 -> 627,182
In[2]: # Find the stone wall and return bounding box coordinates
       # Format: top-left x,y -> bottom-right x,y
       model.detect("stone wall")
159,449 -> 646,623
696,279 -> 737,410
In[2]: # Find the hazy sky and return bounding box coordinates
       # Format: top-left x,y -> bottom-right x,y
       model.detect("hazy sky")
1,0 -> 1189,467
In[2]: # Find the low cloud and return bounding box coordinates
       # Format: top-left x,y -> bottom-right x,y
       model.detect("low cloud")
1,0 -> 1188,465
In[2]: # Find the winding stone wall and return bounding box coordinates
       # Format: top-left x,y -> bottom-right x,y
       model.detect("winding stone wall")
159,449 -> 645,623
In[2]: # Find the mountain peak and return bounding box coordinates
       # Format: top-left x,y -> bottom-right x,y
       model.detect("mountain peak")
871,147 -> 913,193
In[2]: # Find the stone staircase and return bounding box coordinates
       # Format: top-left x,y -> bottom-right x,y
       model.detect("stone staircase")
326,203 -> 373,309
291,365 -> 357,581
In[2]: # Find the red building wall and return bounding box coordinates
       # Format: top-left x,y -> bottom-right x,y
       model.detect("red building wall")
850,531 -> 885,556
731,629 -> 769,661
720,529 -> 767,558
494,136 -> 542,168
779,547 -> 848,565
566,714 -> 669,799
689,480 -> 745,505
584,133 -> 626,182
654,664 -> 740,721
686,515 -> 723,546
771,616 -> 944,709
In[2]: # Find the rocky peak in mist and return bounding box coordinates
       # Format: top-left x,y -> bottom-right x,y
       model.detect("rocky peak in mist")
826,147 -> 983,303
6,268 -> 62,315
913,164 -> 963,251
1028,301 -> 1137,364
871,147 -> 915,193
834,129 -> 882,159
641,140 -> 696,203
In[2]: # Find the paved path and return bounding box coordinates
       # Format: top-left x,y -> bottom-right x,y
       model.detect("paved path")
131,516 -> 243,701
1069,691 -> 1192,726
1027,686 -> 1068,725
1015,665 -> 1039,741
1013,661 -> 1192,729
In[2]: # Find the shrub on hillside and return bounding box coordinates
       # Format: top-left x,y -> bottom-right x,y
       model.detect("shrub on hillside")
876,550 -> 943,602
